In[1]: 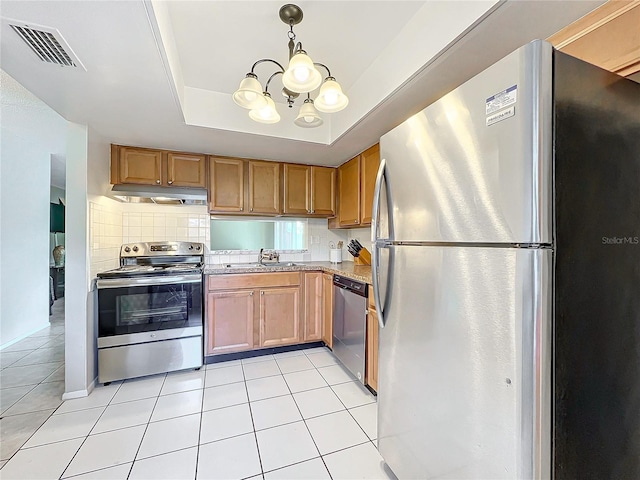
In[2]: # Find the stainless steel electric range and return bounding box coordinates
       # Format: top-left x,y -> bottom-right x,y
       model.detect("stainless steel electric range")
96,241 -> 204,383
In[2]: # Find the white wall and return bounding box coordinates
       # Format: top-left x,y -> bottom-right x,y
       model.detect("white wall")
64,127 -> 115,397
64,122 -> 91,396
0,70 -> 67,348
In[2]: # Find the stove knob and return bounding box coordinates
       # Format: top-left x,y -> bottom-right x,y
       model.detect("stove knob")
124,246 -> 131,253
189,245 -> 194,250
195,245 -> 201,251
132,246 -> 139,252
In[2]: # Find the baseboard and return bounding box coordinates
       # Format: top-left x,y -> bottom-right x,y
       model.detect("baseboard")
0,322 -> 51,350
62,377 -> 96,400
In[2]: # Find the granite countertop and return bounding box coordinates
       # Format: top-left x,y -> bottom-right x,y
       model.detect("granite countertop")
204,261 -> 372,284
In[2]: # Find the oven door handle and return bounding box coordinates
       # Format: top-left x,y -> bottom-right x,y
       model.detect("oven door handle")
96,275 -> 202,289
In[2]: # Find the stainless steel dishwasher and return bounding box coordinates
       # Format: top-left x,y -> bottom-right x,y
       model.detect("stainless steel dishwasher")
332,275 -> 368,383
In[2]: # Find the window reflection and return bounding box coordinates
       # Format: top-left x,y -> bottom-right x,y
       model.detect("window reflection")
210,219 -> 308,251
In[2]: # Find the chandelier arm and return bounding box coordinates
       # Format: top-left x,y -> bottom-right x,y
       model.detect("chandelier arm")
265,71 -> 284,94
313,63 -> 332,78
250,58 -> 286,75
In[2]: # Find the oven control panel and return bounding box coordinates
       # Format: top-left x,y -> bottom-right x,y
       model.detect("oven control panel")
150,244 -> 178,252
120,241 -> 204,257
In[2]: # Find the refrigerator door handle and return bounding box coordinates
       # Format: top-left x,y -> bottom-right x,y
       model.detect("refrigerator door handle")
372,242 -> 388,329
371,158 -> 387,244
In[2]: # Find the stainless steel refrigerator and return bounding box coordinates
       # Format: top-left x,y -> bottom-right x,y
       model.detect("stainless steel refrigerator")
372,40 -> 640,480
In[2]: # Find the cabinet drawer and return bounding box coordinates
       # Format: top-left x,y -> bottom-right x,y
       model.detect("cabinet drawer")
208,272 -> 301,291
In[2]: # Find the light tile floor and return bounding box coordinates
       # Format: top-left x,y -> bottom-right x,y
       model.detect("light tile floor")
1,298 -> 65,466
0,301 -> 395,479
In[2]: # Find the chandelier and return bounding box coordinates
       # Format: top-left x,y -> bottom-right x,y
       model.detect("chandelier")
232,4 -> 349,128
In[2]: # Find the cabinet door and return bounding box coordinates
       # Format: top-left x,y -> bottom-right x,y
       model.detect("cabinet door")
360,144 -> 380,225
249,161 -> 281,215
206,290 -> 254,355
209,157 -> 245,213
118,147 -> 163,185
322,273 -> 334,348
366,309 -> 379,392
259,287 -> 300,347
311,167 -> 336,216
167,153 -> 206,188
338,156 -> 361,227
283,164 -> 311,215
303,272 -> 323,342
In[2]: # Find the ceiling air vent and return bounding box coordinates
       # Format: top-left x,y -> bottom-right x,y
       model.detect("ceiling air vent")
9,21 -> 85,70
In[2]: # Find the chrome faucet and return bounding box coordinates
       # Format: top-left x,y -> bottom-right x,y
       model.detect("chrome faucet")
258,248 -> 279,265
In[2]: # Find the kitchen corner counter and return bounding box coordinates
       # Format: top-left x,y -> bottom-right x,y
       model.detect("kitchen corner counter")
204,261 -> 372,284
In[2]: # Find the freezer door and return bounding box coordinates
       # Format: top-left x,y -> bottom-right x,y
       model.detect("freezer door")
379,40 -> 552,244
377,245 -> 552,479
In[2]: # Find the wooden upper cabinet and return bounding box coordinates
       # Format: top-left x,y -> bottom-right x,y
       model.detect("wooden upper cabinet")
209,157 -> 245,213
259,287 -> 300,347
167,153 -> 206,188
548,2 -> 640,77
303,272 -> 323,342
338,155 -> 361,227
311,167 -> 336,216
249,161 -> 281,215
283,164 -> 336,217
283,164 -> 311,215
116,146 -> 163,186
360,144 -> 380,226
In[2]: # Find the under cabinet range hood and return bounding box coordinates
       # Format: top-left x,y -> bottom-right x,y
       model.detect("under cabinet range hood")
110,184 -> 207,205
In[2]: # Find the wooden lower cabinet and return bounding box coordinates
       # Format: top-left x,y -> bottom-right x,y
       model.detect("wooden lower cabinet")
303,272 -> 323,342
259,287 -> 300,347
206,290 -> 254,355
322,273 -> 333,347
366,309 -> 379,392
366,286 -> 379,392
206,271 -> 342,357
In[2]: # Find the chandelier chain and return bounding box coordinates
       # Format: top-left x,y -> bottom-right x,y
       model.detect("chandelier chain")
288,20 -> 296,41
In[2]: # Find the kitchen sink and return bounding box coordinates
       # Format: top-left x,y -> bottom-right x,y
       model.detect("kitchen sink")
223,262 -> 298,268
223,263 -> 263,268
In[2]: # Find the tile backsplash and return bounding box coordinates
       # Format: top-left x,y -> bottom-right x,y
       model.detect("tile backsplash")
90,201 -> 123,279
89,198 -> 372,274
122,210 -> 210,246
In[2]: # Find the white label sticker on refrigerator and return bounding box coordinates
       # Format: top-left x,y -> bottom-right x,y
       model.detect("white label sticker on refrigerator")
486,106 -> 515,126
486,85 -> 517,115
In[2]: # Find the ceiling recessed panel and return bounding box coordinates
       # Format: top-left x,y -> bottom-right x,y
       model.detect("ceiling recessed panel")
167,1 -> 424,101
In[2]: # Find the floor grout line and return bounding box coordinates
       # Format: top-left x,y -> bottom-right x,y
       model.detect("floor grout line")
242,359 -> 265,478
3,341 -> 379,478
124,373 -> 168,479
275,354 -> 333,480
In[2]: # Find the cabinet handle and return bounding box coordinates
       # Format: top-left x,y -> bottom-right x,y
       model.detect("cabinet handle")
155,179 -> 161,184
261,291 -> 264,295
250,291 -> 254,296
250,207 -> 254,212
167,180 -> 173,185
240,207 -> 243,211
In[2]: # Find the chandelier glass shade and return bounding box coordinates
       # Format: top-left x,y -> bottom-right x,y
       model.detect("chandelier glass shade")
248,93 -> 281,124
315,77 -> 349,113
232,4 -> 348,128
232,74 -> 267,110
282,51 -> 323,93
294,98 -> 323,128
